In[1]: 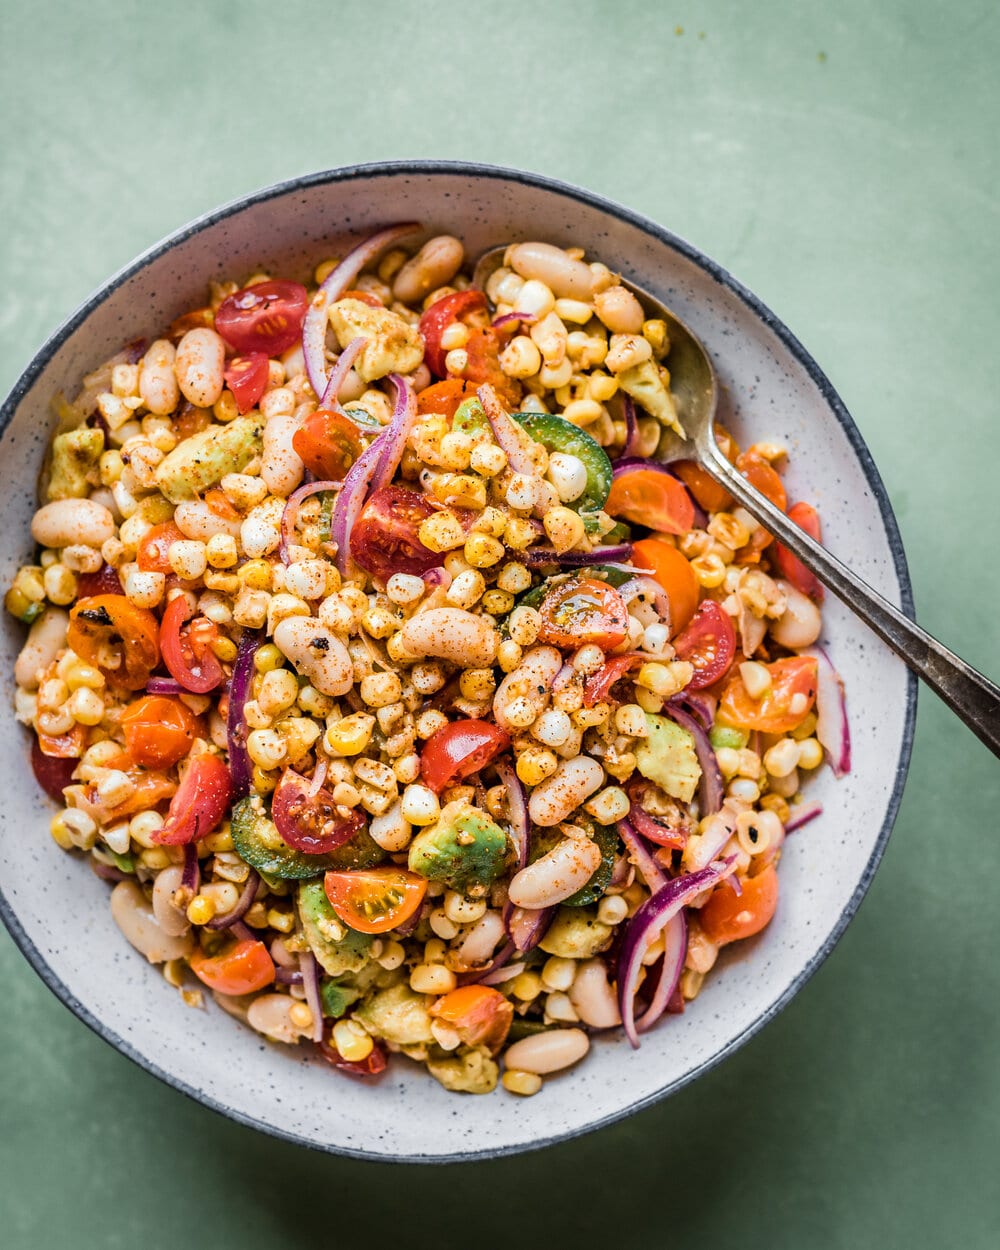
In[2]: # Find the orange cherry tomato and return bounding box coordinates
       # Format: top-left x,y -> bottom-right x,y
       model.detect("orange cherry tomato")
537,576 -> 630,651
717,656 -> 818,733
461,326 -> 521,408
153,752 -> 232,845
583,653 -> 645,707
733,452 -> 787,562
429,985 -> 514,1054
672,425 -> 739,513
772,501 -> 824,601
174,403 -> 212,441
120,695 -> 202,769
416,378 -> 479,418
223,352 -> 269,414
319,1028 -> 389,1078
203,487 -> 241,522
37,724 -> 87,758
137,523 -> 186,574
292,408 -> 366,480
190,939 -> 276,995
631,537 -> 699,636
605,467 -> 696,536
67,595 -> 160,691
160,595 -> 225,694
699,865 -> 779,946
323,867 -> 427,936
73,749 -> 177,821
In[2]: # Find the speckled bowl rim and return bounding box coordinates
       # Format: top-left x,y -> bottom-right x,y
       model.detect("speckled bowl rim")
0,159 -> 917,1163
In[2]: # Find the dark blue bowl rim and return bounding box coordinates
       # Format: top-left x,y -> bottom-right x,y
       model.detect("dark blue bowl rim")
0,159 -> 917,1164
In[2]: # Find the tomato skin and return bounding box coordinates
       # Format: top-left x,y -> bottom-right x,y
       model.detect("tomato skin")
605,468 -> 695,535
429,985 -> 514,1054
120,695 -> 202,769
223,352 -> 269,414
350,485 -> 440,582
271,768 -> 366,853
583,653 -> 644,707
68,595 -> 160,691
537,576 -> 630,651
323,867 -> 427,935
160,595 -> 225,694
631,537 -> 699,636
673,426 -> 739,513
700,866 -> 779,945
319,1030 -> 388,1077
75,563 -> 123,598
419,720 -> 511,794
31,736 -> 78,802
419,290 -> 488,378
153,753 -> 232,845
673,601 -> 737,689
37,724 -> 87,758
772,502 -> 824,601
292,408 -> 365,480
734,453 -> 787,561
214,280 -> 308,356
718,656 -> 818,733
137,523 -> 185,574
461,326 -> 521,407
190,939 -> 275,995
417,378 -> 478,417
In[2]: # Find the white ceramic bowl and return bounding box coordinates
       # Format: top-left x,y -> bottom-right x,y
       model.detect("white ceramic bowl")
0,162 -> 915,1161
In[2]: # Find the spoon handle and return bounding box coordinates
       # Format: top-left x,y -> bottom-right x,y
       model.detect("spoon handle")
700,440 -> 1000,758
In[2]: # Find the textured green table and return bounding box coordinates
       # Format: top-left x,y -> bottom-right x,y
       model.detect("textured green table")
2,2 -> 997,1246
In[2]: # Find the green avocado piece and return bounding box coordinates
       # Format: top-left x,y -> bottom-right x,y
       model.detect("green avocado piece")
47,427 -> 104,500
154,415 -> 263,502
709,725 -> 749,751
296,880 -> 373,975
538,907 -> 614,959
452,397 -> 487,432
635,713 -> 702,803
408,801 -> 510,893
354,983 -> 434,1046
320,980 -> 363,1019
426,1048 -> 499,1095
231,796 -> 385,881
513,411 -> 613,513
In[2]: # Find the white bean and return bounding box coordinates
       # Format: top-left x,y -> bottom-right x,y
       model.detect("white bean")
31,498 -> 115,549
504,1027 -> 590,1075
455,910 -> 506,967
174,500 -> 242,541
507,836 -> 603,909
174,327 -> 225,408
14,608 -> 69,689
593,285 -> 645,334
527,756 -> 605,828
493,645 -> 562,732
392,235 -> 465,305
246,993 -> 309,1043
151,866 -> 192,938
568,958 -> 621,1029
507,242 -> 594,300
139,339 -> 180,415
261,412 -> 305,498
273,616 -> 353,696
401,608 -> 498,668
110,880 -> 194,964
770,579 -> 823,649
240,497 -> 284,559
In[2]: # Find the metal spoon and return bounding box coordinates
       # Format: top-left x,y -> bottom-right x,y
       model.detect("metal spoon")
476,247 -> 1000,757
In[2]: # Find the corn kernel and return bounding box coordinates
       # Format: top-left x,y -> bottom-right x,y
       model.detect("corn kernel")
239,560 -> 273,591
410,964 -> 457,995
463,533 -> 505,568
418,511 -> 467,553
332,1018 -> 374,1061
502,1069 -> 543,1096
796,737 -> 824,770
739,661 -> 772,700
186,895 -> 216,925
543,506 -> 585,554
324,711 -> 375,756
516,746 -> 559,786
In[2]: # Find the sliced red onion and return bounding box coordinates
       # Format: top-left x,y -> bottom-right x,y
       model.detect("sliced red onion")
669,690 -> 717,733
229,919 -> 256,944
274,967 -> 304,986
496,759 -> 528,870
729,874 -> 744,897
371,373 -> 418,491
622,395 -> 640,458
319,335 -> 366,409
662,702 -> 724,815
492,311 -> 536,329
226,629 -> 262,801
478,383 -> 537,475
805,646 -> 851,777
636,910 -> 686,1034
522,543 -> 633,567
617,861 -> 726,1047
785,800 -> 823,834
207,869 -> 260,930
481,960 -> 526,986
299,949 -> 325,1042
301,222 -> 419,398
91,859 -> 130,883
279,478 -> 341,564
496,758 -> 553,951
330,437 -> 385,577
506,905 -> 554,954
617,815 -> 668,890
181,843 -> 200,893
627,794 -> 688,851
306,759 -> 328,801
146,676 -> 185,695
619,575 -> 671,624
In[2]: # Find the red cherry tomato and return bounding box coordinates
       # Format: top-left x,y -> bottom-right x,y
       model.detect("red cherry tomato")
137,523 -> 186,574
718,656 -> 818,734
120,695 -> 203,769
349,485 -> 440,581
67,595 -> 160,691
75,563 -> 123,597
223,352 -> 270,414
271,768 -> 366,854
631,537 -> 699,636
772,501 -> 824,601
672,601 -> 737,689
214,280 -> 308,356
461,325 -> 521,407
537,576 -> 630,651
699,866 -> 779,946
429,985 -> 513,1054
318,1029 -> 389,1078
418,290 -> 488,378
153,752 -> 232,845
419,720 -> 511,794
583,653 -> 645,707
323,867 -> 427,936
190,939 -> 275,995
31,736 -> 78,802
160,595 -> 225,694
292,408 -> 366,480
605,468 -> 696,535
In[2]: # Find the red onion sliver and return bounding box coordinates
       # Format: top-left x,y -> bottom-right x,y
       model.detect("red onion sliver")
478,383 -> 537,475
805,646 -> 852,777
458,940 -> 517,986
207,869 -> 260,930
506,905 -> 553,954
636,910 -> 687,1034
617,815 -> 668,890
226,630 -> 262,802
496,759 -> 528,870
319,335 -> 366,409
622,395 -> 640,458
785,800 -> 824,834
330,437 -> 385,577
492,311 -> 536,329
279,478 -> 341,564
146,676 -> 185,695
522,543 -> 633,567
661,702 -> 724,815
181,843 -> 200,893
299,950 -> 325,1042
91,859 -> 130,883
669,690 -> 717,733
481,961 -> 526,986
421,566 -> 452,590
229,919 -> 255,944
619,575 -> 672,625
371,374 -> 418,492
274,967 -> 304,986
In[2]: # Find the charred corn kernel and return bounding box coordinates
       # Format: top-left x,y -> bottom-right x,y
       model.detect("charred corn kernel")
496,562 -> 531,595
439,429 -> 472,469
464,533 -> 505,568
585,371 -> 618,403
690,553 -> 726,588
411,664 -> 446,695
636,661 -> 691,699
332,1018 -> 374,1061
470,443 -> 508,476
728,777 -> 760,803
446,568 -> 487,610
42,563 -> 78,606
410,964 -> 457,995
541,956 -> 577,992
584,785 -> 630,824
239,560 -> 273,591
418,511 -> 466,553
737,748 -> 761,779
258,668 -> 300,716
542,506 -> 585,553
510,971 -> 543,1003
210,636 -> 237,663
708,511 -> 750,551
168,540 -> 207,581
761,794 -> 791,822
561,398 -> 603,428
49,814 -> 77,851
496,639 -> 523,672
764,738 -> 799,777
503,517 -> 538,551
429,907 -> 459,939
532,708 -> 573,748
790,711 -> 818,741
324,711 -> 375,756
597,894 -> 630,925
66,687 -> 104,726
481,590 -> 514,616
614,703 -> 648,737
205,533 -> 238,568
400,784 -> 440,826
246,729 -> 287,770
187,895 -> 216,925
515,744 -> 559,786
459,667 -> 496,702
680,968 -> 704,1001
286,1001 -> 314,1032
716,747 -> 741,779
443,891 -> 488,925
63,662 -> 104,693
386,573 -> 425,606
642,318 -> 669,353
376,940 -> 406,971
362,605 -> 397,639
267,908 -> 295,933
503,1069 -> 543,1096
508,605 -> 541,646
605,333 -> 653,373
739,661 -> 772,700
360,672 -> 402,708
539,358 -> 573,389
796,737 -> 824,770
499,335 -> 542,379
253,643 -> 285,673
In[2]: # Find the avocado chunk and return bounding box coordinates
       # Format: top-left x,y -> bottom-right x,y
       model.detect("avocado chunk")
407,800 -> 509,893
154,415 -> 262,502
617,358 -> 683,435
47,427 -> 104,500
354,983 -> 434,1046
538,906 -> 614,959
634,713 -> 702,803
426,1047 -> 499,1095
297,880 -> 372,976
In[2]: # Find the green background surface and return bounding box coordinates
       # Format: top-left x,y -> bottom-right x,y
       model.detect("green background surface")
1,2 -> 997,1246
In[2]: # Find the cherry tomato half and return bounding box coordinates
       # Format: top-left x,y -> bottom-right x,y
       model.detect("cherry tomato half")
73,749 -> 176,822
137,523 -> 186,574
605,468 -> 695,535
160,595 -> 225,694
429,985 -> 513,1054
75,563 -> 123,598
318,1029 -> 389,1078
583,653 -> 645,707
271,768 -> 366,854
67,595 -> 160,691
36,724 -> 87,758
419,720 -> 511,794
772,501 -> 824,602
416,378 -> 479,418
214,280 -> 308,356
461,325 -> 521,408
292,408 -> 366,480
699,865 -> 779,946
223,352 -> 270,414
672,426 -> 740,514
537,576 -> 629,651
323,867 -> 427,935
717,656 -> 818,734
349,485 -> 439,582
153,752 -> 232,845
631,537 -> 699,636
31,736 -> 78,802
120,695 -> 202,769
672,600 -> 737,689
190,939 -> 275,995
419,290 -> 488,378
